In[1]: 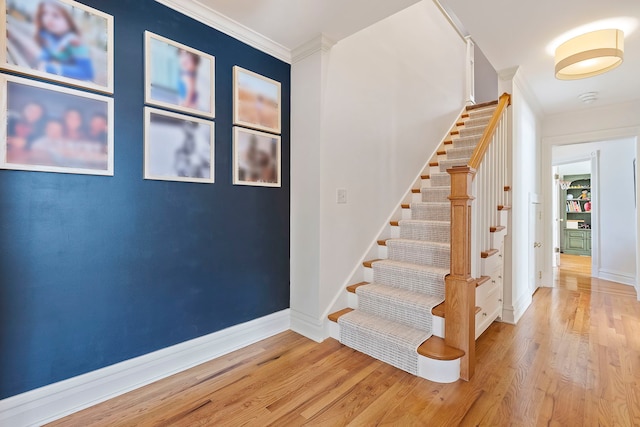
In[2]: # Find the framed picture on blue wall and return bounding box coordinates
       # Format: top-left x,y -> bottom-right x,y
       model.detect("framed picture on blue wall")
233,66 -> 281,134
233,126 -> 281,187
144,107 -> 214,184
0,0 -> 114,93
145,31 -> 215,118
0,74 -> 113,175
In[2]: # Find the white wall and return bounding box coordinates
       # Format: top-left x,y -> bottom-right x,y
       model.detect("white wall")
499,67 -> 543,323
553,140 -> 637,285
556,161 -> 590,176
291,0 -> 467,339
541,100 -> 640,299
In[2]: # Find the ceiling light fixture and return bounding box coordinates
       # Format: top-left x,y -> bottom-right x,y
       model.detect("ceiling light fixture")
555,29 -> 624,80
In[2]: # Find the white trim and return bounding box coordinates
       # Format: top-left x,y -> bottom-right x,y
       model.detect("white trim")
598,269 -> 636,287
501,290 -> 532,325
292,35 -> 336,64
0,309 -> 290,427
290,309 -> 326,343
154,0 -> 291,63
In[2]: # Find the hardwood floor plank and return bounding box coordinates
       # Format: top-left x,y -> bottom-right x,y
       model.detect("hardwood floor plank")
48,254 -> 640,426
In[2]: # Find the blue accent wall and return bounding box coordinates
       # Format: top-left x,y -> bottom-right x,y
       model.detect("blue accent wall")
0,0 -> 290,399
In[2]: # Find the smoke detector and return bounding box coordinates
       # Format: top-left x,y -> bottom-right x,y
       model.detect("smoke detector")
578,92 -> 598,104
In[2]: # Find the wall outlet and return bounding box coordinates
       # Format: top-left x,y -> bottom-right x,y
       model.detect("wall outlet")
336,188 -> 347,204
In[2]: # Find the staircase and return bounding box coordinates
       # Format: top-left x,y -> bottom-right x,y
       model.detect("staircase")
328,95 -> 511,383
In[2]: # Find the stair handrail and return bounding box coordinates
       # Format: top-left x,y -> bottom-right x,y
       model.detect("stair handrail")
468,93 -> 511,171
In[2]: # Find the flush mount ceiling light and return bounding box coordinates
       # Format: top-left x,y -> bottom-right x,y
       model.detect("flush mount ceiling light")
555,29 -> 624,80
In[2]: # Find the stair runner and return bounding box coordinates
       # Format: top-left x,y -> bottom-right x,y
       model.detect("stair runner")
337,105 -> 497,375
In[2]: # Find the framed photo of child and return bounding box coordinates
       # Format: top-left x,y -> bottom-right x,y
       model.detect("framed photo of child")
233,126 -> 281,188
233,66 -> 281,134
0,74 -> 114,175
144,107 -> 214,184
144,31 -> 215,118
0,0 -> 114,93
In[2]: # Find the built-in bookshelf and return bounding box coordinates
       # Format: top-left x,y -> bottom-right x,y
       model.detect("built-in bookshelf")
561,174 -> 591,256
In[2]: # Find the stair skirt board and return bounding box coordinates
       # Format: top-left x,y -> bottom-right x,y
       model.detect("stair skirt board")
338,310 -> 431,376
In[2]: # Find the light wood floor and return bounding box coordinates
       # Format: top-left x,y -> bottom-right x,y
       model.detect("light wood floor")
50,259 -> 640,426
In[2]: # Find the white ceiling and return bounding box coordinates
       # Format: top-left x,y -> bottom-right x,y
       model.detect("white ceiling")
195,0 -> 420,50
188,0 -> 639,116
439,0 -> 640,115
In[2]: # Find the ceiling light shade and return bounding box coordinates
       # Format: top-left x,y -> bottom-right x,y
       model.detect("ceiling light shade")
555,29 -> 624,80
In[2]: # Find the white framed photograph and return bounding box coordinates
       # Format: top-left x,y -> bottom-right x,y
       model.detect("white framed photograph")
233,65 -> 281,134
233,126 -> 280,187
145,31 -> 215,118
144,107 -> 214,184
1,0 -> 114,93
1,74 -> 113,175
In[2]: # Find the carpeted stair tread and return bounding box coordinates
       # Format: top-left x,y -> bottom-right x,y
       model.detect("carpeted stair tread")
452,135 -> 482,149
399,219 -> 450,243
421,187 -> 450,203
373,259 -> 447,296
459,125 -> 486,138
338,309 -> 432,375
356,283 -> 443,330
386,239 -> 450,268
429,172 -> 450,187
445,146 -> 476,160
438,158 -> 471,172
409,202 -> 450,221
463,116 -> 492,128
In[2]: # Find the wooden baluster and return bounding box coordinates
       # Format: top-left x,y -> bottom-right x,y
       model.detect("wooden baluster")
446,165 -> 477,381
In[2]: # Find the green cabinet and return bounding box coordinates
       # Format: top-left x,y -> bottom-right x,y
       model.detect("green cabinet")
563,229 -> 591,255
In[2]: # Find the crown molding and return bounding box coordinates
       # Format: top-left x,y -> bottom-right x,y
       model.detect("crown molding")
292,35 -> 336,63
154,0 -> 292,63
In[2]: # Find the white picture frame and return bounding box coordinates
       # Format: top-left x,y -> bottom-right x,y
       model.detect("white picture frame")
233,126 -> 281,187
0,0 -> 114,93
144,107 -> 214,184
233,65 -> 281,134
1,74 -> 114,175
145,31 -> 215,118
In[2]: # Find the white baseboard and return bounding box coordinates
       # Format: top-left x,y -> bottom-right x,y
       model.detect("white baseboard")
502,291 -> 532,325
290,309 -> 327,343
598,269 -> 636,287
0,309 -> 290,427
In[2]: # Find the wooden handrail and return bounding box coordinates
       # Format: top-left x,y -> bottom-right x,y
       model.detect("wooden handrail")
467,93 -> 511,170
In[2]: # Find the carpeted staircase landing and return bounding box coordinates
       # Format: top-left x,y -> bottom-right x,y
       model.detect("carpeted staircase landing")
336,104 -> 497,375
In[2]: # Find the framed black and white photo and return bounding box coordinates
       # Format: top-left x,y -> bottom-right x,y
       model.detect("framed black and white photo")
144,107 -> 214,184
233,66 -> 280,134
1,74 -> 113,175
145,31 -> 215,118
1,0 -> 114,93
233,126 -> 280,187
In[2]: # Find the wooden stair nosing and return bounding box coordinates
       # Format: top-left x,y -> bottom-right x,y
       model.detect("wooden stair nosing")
455,121 -> 465,127
466,99 -> 499,111
417,336 -> 465,360
481,249 -> 499,259
411,188 -> 421,194
450,130 -> 460,136
444,140 -> 453,145
346,282 -> 369,293
489,225 -> 506,233
497,205 -> 512,211
420,174 -> 430,180
328,307 -> 353,322
401,203 -> 410,209
476,276 -> 491,287
429,161 -> 439,167
437,150 -> 447,156
363,259 -> 382,268
390,220 -> 399,226
377,239 -> 387,246
461,113 -> 470,118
